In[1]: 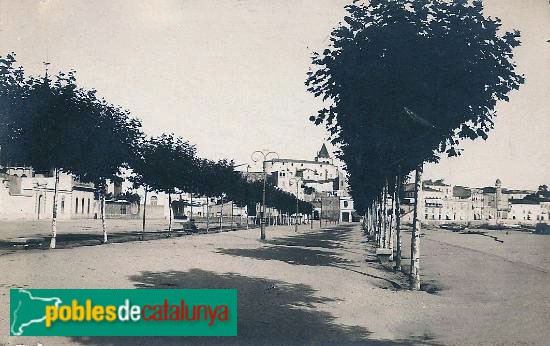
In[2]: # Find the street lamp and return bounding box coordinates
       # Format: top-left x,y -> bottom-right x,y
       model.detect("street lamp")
251,150 -> 279,240
289,176 -> 304,232
315,197 -> 323,228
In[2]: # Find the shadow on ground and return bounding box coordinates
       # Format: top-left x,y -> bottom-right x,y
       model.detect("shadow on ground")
217,225 -> 409,291
70,269 -> 440,345
217,245 -> 352,267
217,225 -> 356,267
0,232 -> 170,250
0,225 -> 253,251
266,224 -> 354,249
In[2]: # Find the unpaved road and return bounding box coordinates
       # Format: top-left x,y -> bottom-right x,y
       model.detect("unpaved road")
0,223 -> 549,345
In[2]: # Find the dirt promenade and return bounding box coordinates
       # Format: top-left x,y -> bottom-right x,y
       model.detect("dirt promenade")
1,223 -> 549,345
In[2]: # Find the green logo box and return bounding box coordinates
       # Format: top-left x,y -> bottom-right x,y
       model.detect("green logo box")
10,289 -> 237,336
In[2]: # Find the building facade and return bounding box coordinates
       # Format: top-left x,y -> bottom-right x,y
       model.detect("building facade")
0,167 -> 96,220
263,144 -> 356,222
403,178 -> 547,224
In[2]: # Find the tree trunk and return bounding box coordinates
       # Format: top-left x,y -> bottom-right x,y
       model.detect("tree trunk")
220,198 -> 224,232
368,205 -> 373,239
383,182 -> 388,248
410,165 -> 423,290
168,192 -> 172,237
190,192 -> 193,222
377,198 -> 383,248
388,184 -> 395,260
374,202 -> 378,244
49,168 -> 60,249
206,198 -> 209,233
101,191 -> 107,243
141,187 -> 148,241
245,205 -> 249,230
395,172 -> 403,271
363,209 -> 368,237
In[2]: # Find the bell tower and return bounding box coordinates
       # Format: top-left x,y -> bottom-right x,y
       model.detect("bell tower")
315,143 -> 333,165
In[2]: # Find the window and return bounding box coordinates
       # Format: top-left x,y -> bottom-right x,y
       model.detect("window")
151,196 -> 158,206
75,199 -> 79,213
343,201 -> 349,208
61,197 -> 65,214
87,199 -> 91,214
81,198 -> 85,214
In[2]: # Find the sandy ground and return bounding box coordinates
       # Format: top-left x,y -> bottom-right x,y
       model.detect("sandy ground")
0,223 -> 549,345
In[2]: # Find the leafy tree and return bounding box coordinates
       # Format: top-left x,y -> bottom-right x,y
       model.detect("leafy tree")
131,134 -> 196,236
1,55 -> 144,247
73,97 -> 143,244
7,66 -> 96,248
306,0 -> 523,289
0,53 -> 30,166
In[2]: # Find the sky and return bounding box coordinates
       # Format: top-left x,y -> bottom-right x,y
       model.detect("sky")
0,0 -> 548,190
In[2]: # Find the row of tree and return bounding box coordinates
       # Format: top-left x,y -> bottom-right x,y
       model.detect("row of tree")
130,133 -> 312,236
306,0 -> 524,289
0,53 -> 312,248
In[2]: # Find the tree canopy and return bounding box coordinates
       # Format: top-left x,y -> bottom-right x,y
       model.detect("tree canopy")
1,53 -> 313,221
306,0 -> 524,213
1,53 -> 143,188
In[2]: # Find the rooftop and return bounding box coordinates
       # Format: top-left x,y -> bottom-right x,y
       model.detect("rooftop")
453,186 -> 472,199
269,158 -> 334,166
502,189 -> 535,195
317,143 -> 331,159
424,179 -> 449,187
510,199 -> 540,205
482,187 -> 496,194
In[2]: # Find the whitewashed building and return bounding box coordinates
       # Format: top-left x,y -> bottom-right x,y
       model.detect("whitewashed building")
0,167 -> 96,220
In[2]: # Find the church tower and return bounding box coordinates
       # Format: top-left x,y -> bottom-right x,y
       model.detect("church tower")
315,143 -> 333,165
